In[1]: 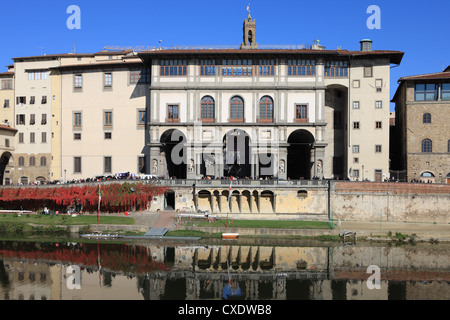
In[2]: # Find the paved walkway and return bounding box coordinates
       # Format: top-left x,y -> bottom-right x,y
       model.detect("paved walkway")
127,211 -> 450,241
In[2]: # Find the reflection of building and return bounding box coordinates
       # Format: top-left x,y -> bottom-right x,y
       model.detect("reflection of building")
392,66 -> 450,183
140,13 -> 403,182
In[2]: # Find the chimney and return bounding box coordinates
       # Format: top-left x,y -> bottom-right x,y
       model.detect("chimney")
360,39 -> 373,52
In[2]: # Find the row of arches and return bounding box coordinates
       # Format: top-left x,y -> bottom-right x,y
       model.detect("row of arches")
197,189 -> 276,213
159,128 -> 316,180
199,95 -> 277,122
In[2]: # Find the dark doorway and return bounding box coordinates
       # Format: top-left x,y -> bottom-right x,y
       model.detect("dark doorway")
223,129 -> 251,178
287,130 -> 315,179
164,190 -> 175,211
0,153 -> 11,186
160,130 -> 187,179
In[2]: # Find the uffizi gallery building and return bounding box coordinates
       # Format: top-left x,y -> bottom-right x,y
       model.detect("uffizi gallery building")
0,12 -> 411,185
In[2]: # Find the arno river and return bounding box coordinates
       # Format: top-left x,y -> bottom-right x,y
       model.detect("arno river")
0,238 -> 448,300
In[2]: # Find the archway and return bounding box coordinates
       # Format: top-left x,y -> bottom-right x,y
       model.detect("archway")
420,171 -> 435,183
160,129 -> 187,179
0,152 -> 12,185
223,129 -> 251,178
287,130 -> 315,179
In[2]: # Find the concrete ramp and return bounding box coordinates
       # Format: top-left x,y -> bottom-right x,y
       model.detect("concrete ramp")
144,228 -> 169,237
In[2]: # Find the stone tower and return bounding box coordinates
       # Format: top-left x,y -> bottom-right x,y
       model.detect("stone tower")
240,6 -> 258,49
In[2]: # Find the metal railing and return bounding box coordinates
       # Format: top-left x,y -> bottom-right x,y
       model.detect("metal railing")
154,179 -> 329,187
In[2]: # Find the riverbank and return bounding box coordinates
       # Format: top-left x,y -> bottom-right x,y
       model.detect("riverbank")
0,211 -> 449,243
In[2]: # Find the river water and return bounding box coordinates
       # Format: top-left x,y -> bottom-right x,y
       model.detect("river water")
0,238 -> 448,301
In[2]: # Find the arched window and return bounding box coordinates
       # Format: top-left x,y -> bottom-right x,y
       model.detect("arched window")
40,156 -> 47,167
18,157 -> 24,166
29,156 -> 35,166
259,96 -> 274,122
423,113 -> 431,123
422,139 -> 432,153
201,96 -> 215,122
230,96 -> 244,122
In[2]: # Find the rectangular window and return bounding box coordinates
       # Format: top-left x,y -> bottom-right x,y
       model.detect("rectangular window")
17,96 -> 26,105
73,112 -> 82,128
104,73 -> 112,88
104,132 -> 112,139
375,145 -> 382,153
200,60 -> 216,76
221,59 -> 253,76
104,157 -> 112,173
74,74 -> 83,88
28,70 -> 47,80
74,157 -> 82,173
295,104 -> 307,123
375,121 -> 382,129
353,121 -> 360,129
354,157 -> 359,164
259,59 -> 275,76
74,133 -> 81,140
104,111 -> 113,127
30,96 -> 35,105
352,80 -> 360,88
41,114 -> 47,125
1,79 -> 13,90
353,145 -> 360,153
30,114 -> 35,125
5,139 -> 9,148
167,104 -> 179,122
130,68 -> 151,84
138,110 -> 146,125
41,96 -> 47,104
325,60 -> 348,77
415,83 -> 437,101
353,101 -> 360,109
160,60 -> 187,76
41,132 -> 47,143
364,66 -> 373,77
375,101 -> 382,109
353,169 -> 360,178
30,132 -> 35,143
4,99 -> 9,108
288,59 -> 315,76
17,114 -> 25,125
19,132 -> 24,143
441,83 -> 450,100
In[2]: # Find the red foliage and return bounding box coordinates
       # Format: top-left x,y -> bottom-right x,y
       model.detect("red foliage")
0,182 -> 167,213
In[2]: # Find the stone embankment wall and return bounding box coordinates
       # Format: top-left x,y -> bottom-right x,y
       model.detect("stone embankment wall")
331,182 -> 450,223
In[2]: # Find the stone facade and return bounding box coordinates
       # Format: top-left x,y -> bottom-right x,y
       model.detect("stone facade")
392,67 -> 450,183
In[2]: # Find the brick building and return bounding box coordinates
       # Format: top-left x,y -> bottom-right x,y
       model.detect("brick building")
392,66 -> 450,184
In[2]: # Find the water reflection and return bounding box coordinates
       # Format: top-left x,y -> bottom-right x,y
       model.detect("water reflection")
0,240 -> 448,300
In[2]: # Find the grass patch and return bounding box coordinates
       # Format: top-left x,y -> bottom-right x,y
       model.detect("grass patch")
0,214 -> 135,226
165,230 -> 218,238
187,219 -> 331,230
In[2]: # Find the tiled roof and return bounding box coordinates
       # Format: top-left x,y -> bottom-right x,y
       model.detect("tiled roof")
53,60 -> 144,71
13,53 -> 95,61
138,48 -> 404,64
398,71 -> 450,81
0,124 -> 17,132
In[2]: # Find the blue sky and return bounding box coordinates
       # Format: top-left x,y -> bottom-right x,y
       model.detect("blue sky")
1,0 -> 449,110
